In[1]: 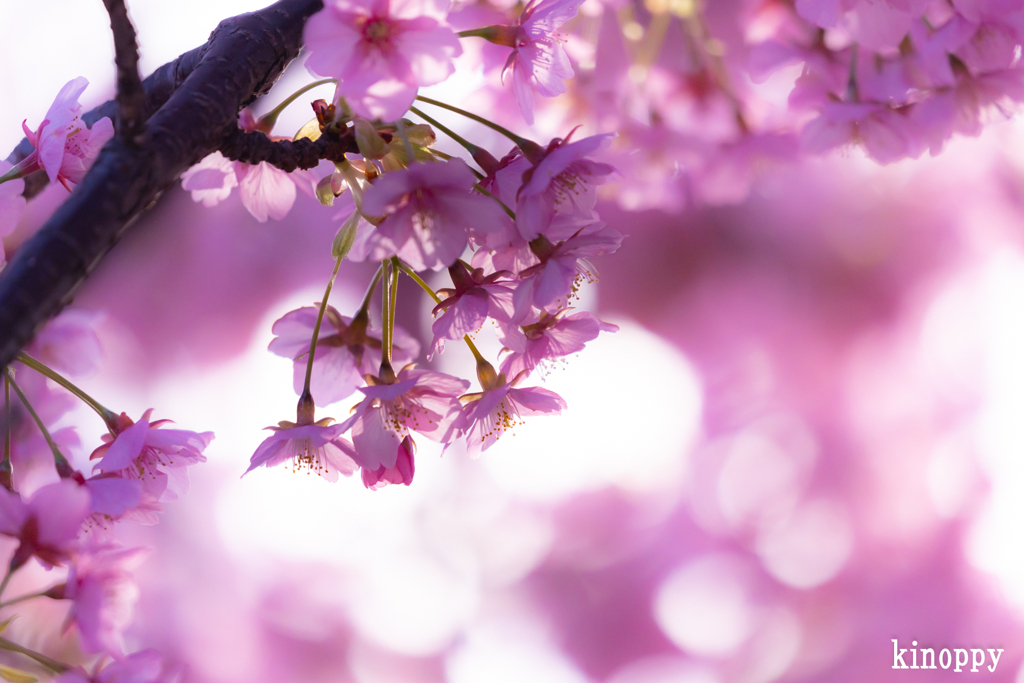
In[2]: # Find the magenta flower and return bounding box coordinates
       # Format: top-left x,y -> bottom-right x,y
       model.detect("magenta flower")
454,369 -> 566,456
9,77 -> 114,191
362,435 -> 416,489
80,474 -> 146,527
504,0 -> 579,125
512,224 -> 623,321
339,365 -> 469,471
516,133 -> 616,241
430,261 -> 516,357
65,543 -> 146,656
180,151 -> 238,207
498,309 -> 616,378
362,158 -> 510,270
89,411 -> 213,515
244,421 -> 359,482
304,0 -> 463,121
54,649 -> 177,683
269,305 -> 420,405
0,480 -> 91,569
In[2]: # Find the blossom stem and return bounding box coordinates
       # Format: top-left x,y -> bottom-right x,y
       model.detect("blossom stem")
357,265 -> 384,318
15,353 -> 119,433
0,166 -> 24,186
3,370 -> 74,478
429,149 -> 485,179
1,375 -> 11,492
409,106 -> 484,158
473,183 -> 515,219
389,257 -> 400,355
415,96 -> 537,152
300,255 -> 345,421
0,566 -> 11,601
0,588 -> 57,609
396,260 -> 487,363
0,635 -> 69,674
258,78 -> 336,133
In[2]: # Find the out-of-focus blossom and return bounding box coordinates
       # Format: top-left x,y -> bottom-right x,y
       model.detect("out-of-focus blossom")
362,158 -> 510,270
454,367 -> 565,455
27,309 -> 103,376
65,543 -> 146,656
0,480 -> 90,568
89,411 -> 213,523
339,365 -> 468,469
54,649 -> 178,683
269,304 -> 420,405
304,0 -> 462,121
244,421 -> 359,481
180,151 -> 238,207
8,77 -> 113,191
498,309 -> 616,378
0,160 -> 26,261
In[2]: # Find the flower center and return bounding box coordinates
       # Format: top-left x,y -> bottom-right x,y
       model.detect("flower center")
363,18 -> 392,46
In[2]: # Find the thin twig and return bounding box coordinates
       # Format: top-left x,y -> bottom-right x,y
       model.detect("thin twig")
102,0 -> 147,143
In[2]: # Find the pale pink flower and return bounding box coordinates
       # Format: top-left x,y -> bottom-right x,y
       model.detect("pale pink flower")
0,161 -> 26,262
498,309 -> 616,378
89,411 -> 213,521
0,480 -> 91,569
65,543 -> 146,656
269,305 -> 420,405
362,435 -> 416,489
454,370 -> 566,456
362,158 -> 510,270
180,111 -> 315,222
54,649 -> 177,683
504,0 -> 579,124
339,365 -> 469,470
304,0 -> 463,121
244,421 -> 359,482
27,309 -> 103,376
430,261 -> 515,357
10,77 -> 114,191
516,133 -> 616,241
512,224 -> 623,321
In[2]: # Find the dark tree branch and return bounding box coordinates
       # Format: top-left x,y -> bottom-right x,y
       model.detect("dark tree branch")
220,128 -> 358,171
0,0 -> 326,370
102,0 -> 147,143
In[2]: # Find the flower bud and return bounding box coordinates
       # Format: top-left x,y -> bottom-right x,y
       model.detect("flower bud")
332,211 -> 360,260
354,117 -> 390,160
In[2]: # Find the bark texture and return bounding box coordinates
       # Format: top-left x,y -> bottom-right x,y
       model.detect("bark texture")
0,0 -> 348,370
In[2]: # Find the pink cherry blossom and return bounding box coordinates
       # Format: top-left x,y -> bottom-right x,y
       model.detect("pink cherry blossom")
429,261 -> 516,357
515,133 -> 616,241
339,365 -> 469,470
180,151 -> 238,207
304,0 -> 463,121
244,421 -> 359,482
89,411 -> 213,520
362,158 -> 510,270
512,224 -> 623,321
504,0 -> 579,124
454,370 -> 566,456
498,309 -> 616,378
0,480 -> 91,569
268,304 -> 420,406
362,435 -> 416,489
54,649 -> 178,683
10,77 -> 114,191
27,309 -> 103,376
65,543 -> 146,656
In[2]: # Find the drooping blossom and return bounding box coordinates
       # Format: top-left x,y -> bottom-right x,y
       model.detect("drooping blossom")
498,309 -> 616,378
0,161 -> 26,261
89,411 -> 213,523
54,649 -> 178,683
362,435 -> 417,489
304,0 -> 463,121
269,305 -> 420,406
8,77 -> 113,191
454,366 -> 566,456
180,111 -> 315,222
515,133 -> 616,241
512,224 -> 623,321
0,480 -> 90,569
244,420 -> 359,482
502,0 -> 580,124
339,365 -> 469,471
361,158 -> 510,270
64,543 -> 146,656
430,261 -> 516,357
